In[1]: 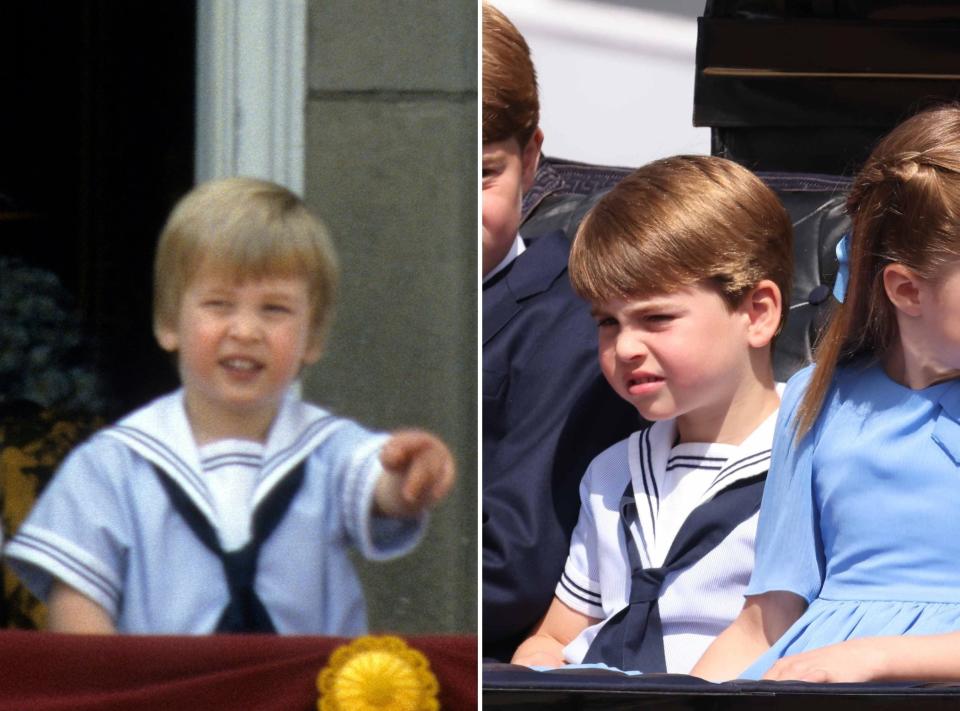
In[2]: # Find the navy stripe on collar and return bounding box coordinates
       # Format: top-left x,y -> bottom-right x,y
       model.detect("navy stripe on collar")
110,426 -> 214,509
638,428 -> 659,536
709,449 -> 771,490
260,415 -> 339,478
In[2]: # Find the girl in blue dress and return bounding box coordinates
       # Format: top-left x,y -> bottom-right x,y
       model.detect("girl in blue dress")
692,104 -> 960,682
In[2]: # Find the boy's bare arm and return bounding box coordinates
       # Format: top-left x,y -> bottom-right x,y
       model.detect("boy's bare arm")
47,581 -> 117,634
691,591 -> 806,681
374,430 -> 455,518
511,596 -> 599,667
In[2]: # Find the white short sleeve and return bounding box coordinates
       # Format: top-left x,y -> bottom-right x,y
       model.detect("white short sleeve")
555,463 -> 604,618
5,436 -> 133,618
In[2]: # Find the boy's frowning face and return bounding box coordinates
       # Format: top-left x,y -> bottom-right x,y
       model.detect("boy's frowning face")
592,284 -> 758,443
482,131 -> 541,277
155,268 -> 321,443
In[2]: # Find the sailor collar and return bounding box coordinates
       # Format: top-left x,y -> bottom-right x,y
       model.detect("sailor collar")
625,399 -> 780,568
104,386 -> 345,523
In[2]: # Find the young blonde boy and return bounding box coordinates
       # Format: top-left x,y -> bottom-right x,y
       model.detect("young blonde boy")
5,177 -> 454,634
512,155 -> 793,673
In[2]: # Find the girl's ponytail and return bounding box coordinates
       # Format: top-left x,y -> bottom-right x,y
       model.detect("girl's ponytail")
796,105 -> 960,439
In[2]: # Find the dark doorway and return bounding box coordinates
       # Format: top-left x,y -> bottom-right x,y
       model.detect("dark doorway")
1,1 -> 196,418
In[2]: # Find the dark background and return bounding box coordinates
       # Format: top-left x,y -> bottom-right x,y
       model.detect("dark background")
1,1 -> 196,417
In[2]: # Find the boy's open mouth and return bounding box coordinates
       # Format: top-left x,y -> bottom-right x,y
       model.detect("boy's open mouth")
220,357 -> 263,373
626,375 -> 664,394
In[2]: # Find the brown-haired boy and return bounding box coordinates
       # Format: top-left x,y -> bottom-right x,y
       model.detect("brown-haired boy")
482,1 -> 637,661
511,155 -> 793,673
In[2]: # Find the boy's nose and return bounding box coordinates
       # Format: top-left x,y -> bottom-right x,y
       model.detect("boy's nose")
228,310 -> 263,341
615,331 -> 648,362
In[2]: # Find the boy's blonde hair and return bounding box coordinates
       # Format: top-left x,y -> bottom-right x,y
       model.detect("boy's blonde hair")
569,155 -> 793,334
482,1 -> 539,146
153,176 -> 339,347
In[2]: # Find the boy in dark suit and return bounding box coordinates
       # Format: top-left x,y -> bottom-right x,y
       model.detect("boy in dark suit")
482,1 -> 638,661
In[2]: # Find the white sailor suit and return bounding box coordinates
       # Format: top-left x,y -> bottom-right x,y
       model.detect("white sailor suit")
5,387 -> 424,634
556,404 -> 779,673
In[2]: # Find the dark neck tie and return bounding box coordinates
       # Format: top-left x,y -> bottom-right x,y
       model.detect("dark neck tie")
582,472 -> 765,671
152,461 -> 306,633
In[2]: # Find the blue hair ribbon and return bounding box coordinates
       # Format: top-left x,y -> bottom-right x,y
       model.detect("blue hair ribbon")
832,233 -> 851,303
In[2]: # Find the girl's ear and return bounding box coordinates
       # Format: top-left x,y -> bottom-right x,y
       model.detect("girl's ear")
742,279 -> 782,349
883,263 -> 922,317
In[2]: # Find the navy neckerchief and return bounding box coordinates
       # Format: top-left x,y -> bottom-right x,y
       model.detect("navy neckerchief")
152,460 -> 307,633
582,471 -> 766,671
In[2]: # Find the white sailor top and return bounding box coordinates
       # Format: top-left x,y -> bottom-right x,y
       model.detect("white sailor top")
5,387 -> 424,634
556,405 -> 779,672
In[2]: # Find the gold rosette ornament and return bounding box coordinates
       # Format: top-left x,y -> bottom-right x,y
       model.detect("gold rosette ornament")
317,635 -> 440,711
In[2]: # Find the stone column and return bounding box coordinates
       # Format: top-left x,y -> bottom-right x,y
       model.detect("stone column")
302,1 -> 477,633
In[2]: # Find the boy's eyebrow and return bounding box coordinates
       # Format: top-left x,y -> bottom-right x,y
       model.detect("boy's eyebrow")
260,285 -> 309,302
193,284 -> 234,296
631,298 -> 678,311
590,297 -> 680,319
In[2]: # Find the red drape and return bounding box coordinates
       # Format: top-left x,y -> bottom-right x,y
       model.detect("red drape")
0,631 -> 476,710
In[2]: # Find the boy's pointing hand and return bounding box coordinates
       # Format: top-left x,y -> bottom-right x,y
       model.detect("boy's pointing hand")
375,430 -> 456,518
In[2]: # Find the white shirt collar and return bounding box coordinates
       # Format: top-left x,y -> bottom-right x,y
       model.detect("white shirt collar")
483,234 -> 526,284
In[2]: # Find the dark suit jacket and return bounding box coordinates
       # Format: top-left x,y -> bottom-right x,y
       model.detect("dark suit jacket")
482,229 -> 639,661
